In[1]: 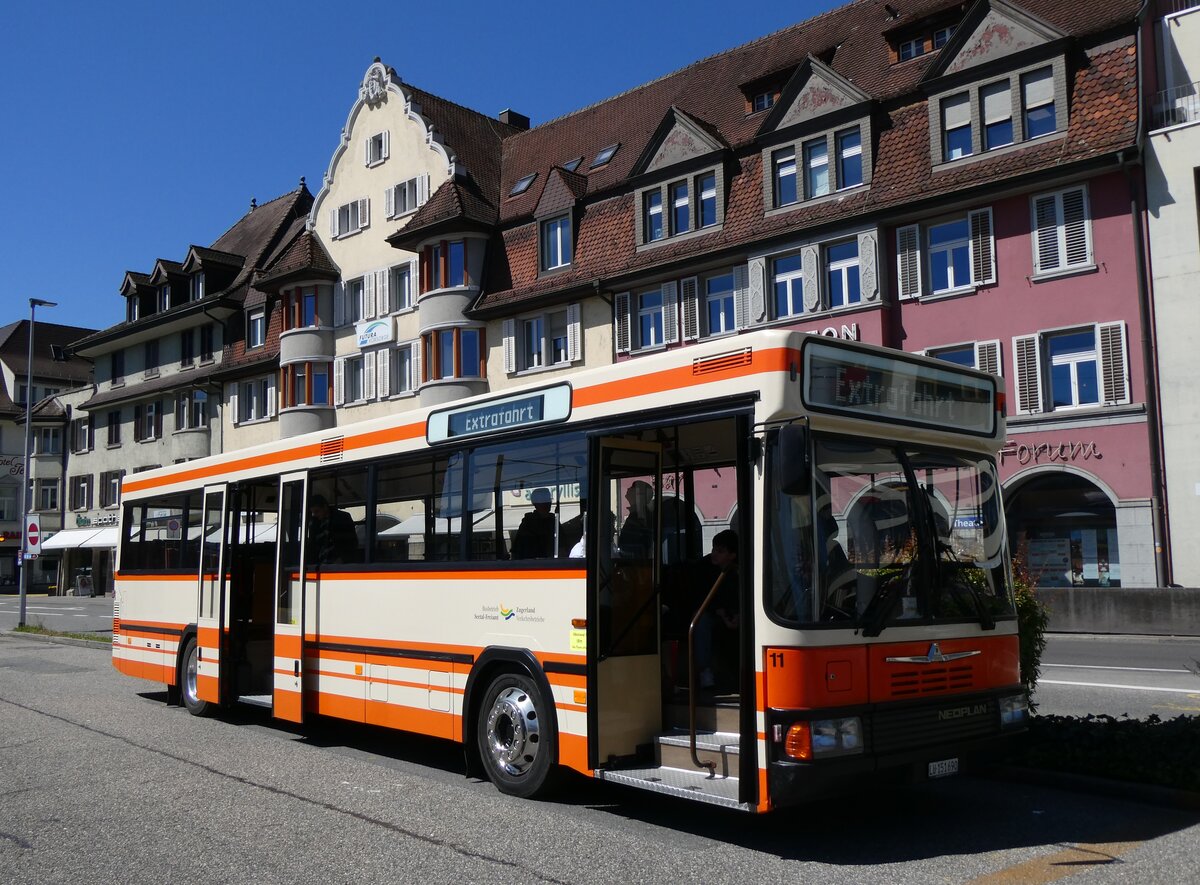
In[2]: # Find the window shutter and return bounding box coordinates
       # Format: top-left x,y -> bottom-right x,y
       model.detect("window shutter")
1062,187 -> 1091,268
266,376 -> 277,418
801,245 -> 820,311
614,292 -> 631,354
1032,194 -> 1060,274
384,185 -> 394,219
566,303 -> 581,362
329,208 -> 338,238
381,130 -> 390,160
376,347 -> 390,398
154,401 -> 163,438
732,263 -> 750,330
969,208 -> 995,285
747,257 -> 766,326
1098,321 -> 1129,405
333,358 -> 345,406
334,281 -> 345,327
408,258 -> 419,306
1012,334 -> 1043,413
502,318 -> 516,373
975,340 -> 1001,377
364,136 -> 371,166
681,276 -> 700,340
134,404 -> 143,442
662,281 -> 679,345
411,341 -> 422,388
378,269 -> 390,314
227,382 -> 239,425
896,224 -> 922,298
86,476 -> 93,510
419,174 -> 430,205
358,197 -> 370,230
88,414 -> 95,450
364,273 -> 377,319
364,352 -> 377,400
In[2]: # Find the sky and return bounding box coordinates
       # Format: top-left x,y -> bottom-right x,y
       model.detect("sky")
0,0 -> 839,336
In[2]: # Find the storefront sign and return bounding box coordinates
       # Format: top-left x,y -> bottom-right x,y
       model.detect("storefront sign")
355,318 -> 394,348
801,323 -> 859,341
1001,441 -> 1101,465
76,513 -> 118,528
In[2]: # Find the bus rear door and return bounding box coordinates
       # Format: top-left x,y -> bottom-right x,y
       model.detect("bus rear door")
273,474 -> 307,722
196,484 -> 228,705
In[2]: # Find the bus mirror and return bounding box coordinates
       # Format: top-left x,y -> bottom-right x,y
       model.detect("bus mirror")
778,424 -> 811,497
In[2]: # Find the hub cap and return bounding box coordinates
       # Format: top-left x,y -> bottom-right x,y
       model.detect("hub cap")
484,686 -> 540,777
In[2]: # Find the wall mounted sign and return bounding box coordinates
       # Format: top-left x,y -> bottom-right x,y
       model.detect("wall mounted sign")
355,318 -> 394,348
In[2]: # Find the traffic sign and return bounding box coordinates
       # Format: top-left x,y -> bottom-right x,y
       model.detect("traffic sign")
27,515 -> 41,554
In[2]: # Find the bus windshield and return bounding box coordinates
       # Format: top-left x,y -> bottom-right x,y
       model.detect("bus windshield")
768,433 -> 1015,631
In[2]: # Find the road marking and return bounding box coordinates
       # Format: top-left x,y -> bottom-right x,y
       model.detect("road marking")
1044,663 -> 1191,674
968,841 -> 1142,883
1041,679 -> 1200,695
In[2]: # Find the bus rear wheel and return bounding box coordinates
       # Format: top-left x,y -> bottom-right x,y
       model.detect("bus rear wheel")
477,672 -> 558,799
180,637 -> 211,717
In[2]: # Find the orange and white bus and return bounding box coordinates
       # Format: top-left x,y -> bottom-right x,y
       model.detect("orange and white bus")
113,329 -> 1027,811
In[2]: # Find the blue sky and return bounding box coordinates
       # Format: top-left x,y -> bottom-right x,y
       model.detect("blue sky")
1,0 -> 836,335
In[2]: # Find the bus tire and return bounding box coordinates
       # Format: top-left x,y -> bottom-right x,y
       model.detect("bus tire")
180,637 -> 211,717
476,672 -> 559,799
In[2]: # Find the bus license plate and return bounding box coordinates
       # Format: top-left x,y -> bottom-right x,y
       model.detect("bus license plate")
928,758 -> 959,778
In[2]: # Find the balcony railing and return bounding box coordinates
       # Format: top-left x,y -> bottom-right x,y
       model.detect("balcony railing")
1158,0 -> 1199,17
1152,81 -> 1200,130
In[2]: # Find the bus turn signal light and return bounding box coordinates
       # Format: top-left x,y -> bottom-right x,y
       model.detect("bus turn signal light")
785,723 -> 813,761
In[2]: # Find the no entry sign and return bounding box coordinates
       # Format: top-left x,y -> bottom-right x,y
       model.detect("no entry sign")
26,515 -> 40,555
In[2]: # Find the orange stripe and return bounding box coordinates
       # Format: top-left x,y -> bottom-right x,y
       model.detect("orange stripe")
116,573 -> 197,582
275,633 -> 302,659
365,698 -> 454,739
559,732 -> 590,775
312,569 -> 586,581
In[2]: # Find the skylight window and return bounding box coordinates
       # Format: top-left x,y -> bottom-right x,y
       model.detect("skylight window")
510,173 -> 537,197
590,143 -> 620,168
563,157 -> 583,172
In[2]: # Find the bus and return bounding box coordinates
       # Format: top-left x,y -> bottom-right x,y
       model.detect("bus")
112,329 -> 1027,812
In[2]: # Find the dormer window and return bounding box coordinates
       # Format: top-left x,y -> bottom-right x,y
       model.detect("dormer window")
836,129 -> 863,188
190,272 -> 205,302
644,191 -> 664,241
773,148 -> 797,207
157,286 -> 170,313
933,26 -> 954,49
127,297 -> 139,323
365,131 -> 389,167
591,143 -> 619,169
669,181 -> 690,235
752,91 -> 776,112
698,173 -> 717,227
540,215 -> 572,271
510,173 -> 537,197
981,81 -> 1014,150
941,93 -> 973,161
899,37 -> 926,61
1022,68 -> 1056,138
803,139 -> 829,198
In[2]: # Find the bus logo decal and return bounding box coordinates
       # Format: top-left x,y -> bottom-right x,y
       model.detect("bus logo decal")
500,606 -> 515,620
885,642 -> 981,664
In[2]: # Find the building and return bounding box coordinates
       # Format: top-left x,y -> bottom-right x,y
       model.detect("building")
1146,0 -> 1200,586
0,319 -> 95,592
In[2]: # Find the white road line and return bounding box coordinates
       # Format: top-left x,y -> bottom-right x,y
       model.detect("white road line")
1044,663 -> 1190,674
1040,679 -> 1200,695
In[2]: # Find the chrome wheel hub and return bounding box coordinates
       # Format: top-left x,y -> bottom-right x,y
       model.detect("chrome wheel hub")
484,686 -> 540,777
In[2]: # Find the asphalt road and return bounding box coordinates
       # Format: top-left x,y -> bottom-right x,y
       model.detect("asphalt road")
2,634 -> 1200,884
0,594 -> 114,635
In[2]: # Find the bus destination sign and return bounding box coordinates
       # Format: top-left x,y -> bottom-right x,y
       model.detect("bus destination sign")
803,341 -> 995,435
427,384 -> 572,444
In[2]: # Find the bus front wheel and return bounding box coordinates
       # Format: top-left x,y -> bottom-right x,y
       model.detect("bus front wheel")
476,672 -> 558,799
180,637 -> 211,717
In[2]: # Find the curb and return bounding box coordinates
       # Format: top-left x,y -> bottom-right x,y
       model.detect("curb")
989,764 -> 1200,812
2,629 -> 112,651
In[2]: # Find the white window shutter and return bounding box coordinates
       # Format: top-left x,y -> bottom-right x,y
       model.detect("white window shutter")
358,197 -> 370,230
614,292 -> 631,354
1098,321 -> 1129,405
662,281 -> 679,345
377,347 -> 390,398
364,137 -> 370,166
975,339 -> 1001,377
681,277 -> 700,340
364,351 -> 377,400
502,318 -> 516,373
1012,334 -> 1043,413
333,357 -> 345,406
896,224 -> 922,298
567,303 -> 581,361
1062,187 -> 1091,268
364,273 -> 377,319
1032,194 -> 1060,274
266,375 -> 277,417
334,281 -> 346,327
411,341 -> 422,388
384,185 -> 394,219
732,263 -> 750,330
227,382 -> 239,426
408,258 -> 419,307
329,208 -> 338,238
379,269 -> 391,314
382,130 -> 390,160
420,174 -> 430,205
969,208 -> 995,285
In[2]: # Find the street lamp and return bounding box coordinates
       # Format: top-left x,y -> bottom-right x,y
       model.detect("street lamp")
18,298 -> 57,628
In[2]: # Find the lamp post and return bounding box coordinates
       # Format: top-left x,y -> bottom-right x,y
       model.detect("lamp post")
18,298 -> 57,628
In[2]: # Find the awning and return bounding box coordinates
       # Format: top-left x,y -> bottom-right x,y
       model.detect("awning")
41,527 -> 120,550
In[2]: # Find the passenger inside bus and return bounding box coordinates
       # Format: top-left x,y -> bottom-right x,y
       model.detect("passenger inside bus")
692,530 -> 739,690
511,488 -> 557,559
308,494 -> 358,564
618,480 -> 654,557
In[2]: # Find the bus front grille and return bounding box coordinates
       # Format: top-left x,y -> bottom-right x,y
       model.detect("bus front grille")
887,663 -> 977,698
870,698 -> 998,754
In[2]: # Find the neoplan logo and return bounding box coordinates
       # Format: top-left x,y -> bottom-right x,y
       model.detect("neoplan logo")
938,703 -> 988,721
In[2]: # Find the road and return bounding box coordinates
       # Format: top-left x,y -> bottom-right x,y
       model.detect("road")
0,594 -> 114,635
2,633 -> 1199,884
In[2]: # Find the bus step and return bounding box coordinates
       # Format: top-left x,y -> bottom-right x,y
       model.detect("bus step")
237,694 -> 272,709
595,764 -> 743,809
656,730 -> 739,774
664,700 -> 740,733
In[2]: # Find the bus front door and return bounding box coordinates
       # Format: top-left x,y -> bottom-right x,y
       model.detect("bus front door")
594,440 -> 663,762
273,475 -> 307,722
196,485 -> 229,705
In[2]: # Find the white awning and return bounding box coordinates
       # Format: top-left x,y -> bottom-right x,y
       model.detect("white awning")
42,528 -> 104,550
87,527 -> 119,548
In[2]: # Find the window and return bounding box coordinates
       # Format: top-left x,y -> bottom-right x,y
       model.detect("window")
836,128 -> 863,189
190,273 -> 205,302
101,470 -> 124,508
644,190 -> 664,241
200,324 -> 214,362
981,81 -> 1013,150
37,479 -> 58,512
541,215 -> 572,270
752,91 -> 776,112
237,377 -> 273,422
366,130 -> 388,166
942,93 -> 972,160
928,340 -> 1000,376
426,240 -> 468,290
180,329 -> 194,366
120,493 -> 203,572
144,340 -> 159,377
523,317 -> 544,370
773,253 -> 805,319
127,296 -> 139,323
804,138 -> 829,198
670,181 -> 690,235
390,264 -> 413,311
448,242 -> 465,288
705,272 -> 735,336
386,176 -> 426,218
175,391 -> 207,430
390,342 -> 417,394
773,147 -> 798,207
282,361 -> 331,408
247,309 -> 266,349
510,173 -> 537,197
638,290 -> 665,349
562,157 -> 583,172
134,401 -> 162,442
422,327 -> 483,381
697,173 -> 717,228
34,426 -> 59,455
1012,322 -> 1128,413
826,241 -> 861,308
899,37 -> 926,61
157,286 -> 170,313
1022,67 -> 1056,139
346,356 -> 366,403
1031,186 -> 1092,276
896,208 -> 995,298
504,306 -> 578,372
69,475 -> 92,511
107,410 -> 121,446
591,143 -> 619,168
111,349 -> 125,385
70,417 -> 91,453
933,26 -> 954,49
282,287 -> 319,330
331,198 -> 369,238
0,485 -> 16,521
347,278 -> 365,324
932,344 -> 976,367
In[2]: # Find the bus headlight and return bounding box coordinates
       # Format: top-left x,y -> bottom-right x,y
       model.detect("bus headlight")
785,717 -> 864,760
999,694 -> 1029,727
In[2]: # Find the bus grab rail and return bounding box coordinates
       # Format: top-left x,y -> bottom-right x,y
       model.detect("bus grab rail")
687,568 -> 729,776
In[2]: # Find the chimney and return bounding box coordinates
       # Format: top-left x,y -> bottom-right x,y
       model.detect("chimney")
499,109 -> 530,131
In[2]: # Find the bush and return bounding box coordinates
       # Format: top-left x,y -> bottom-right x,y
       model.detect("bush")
1013,554 -> 1048,702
